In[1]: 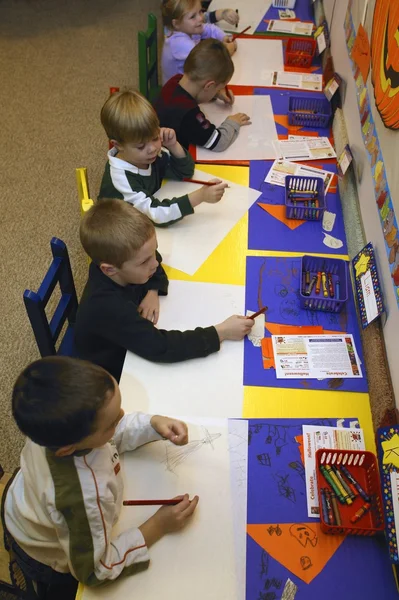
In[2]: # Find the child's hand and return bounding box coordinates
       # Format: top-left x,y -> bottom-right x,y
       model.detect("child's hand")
139,494 -> 199,547
216,87 -> 235,105
221,8 -> 239,25
138,290 -> 160,324
160,127 -> 178,150
223,37 -> 237,55
150,415 -> 189,445
227,112 -> 251,126
215,315 -> 254,342
154,494 -> 199,534
188,179 -> 228,208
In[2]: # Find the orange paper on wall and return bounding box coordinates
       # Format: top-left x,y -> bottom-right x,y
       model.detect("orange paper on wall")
351,23 -> 371,83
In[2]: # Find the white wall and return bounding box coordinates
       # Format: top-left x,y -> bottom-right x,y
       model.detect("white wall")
328,0 -> 399,403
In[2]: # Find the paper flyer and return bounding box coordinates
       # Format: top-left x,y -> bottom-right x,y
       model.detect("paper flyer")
271,334 -> 363,379
303,424 -> 365,517
274,138 -> 336,161
264,159 -> 334,192
267,20 -> 313,36
268,71 -> 323,92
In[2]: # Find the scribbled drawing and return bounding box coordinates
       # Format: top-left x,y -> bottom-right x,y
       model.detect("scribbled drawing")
249,423 -> 263,444
274,284 -> 289,298
274,472 -> 296,503
228,429 -> 248,489
300,556 -> 313,570
289,524 -> 318,548
281,578 -> 298,600
306,309 -> 320,326
257,591 -> 277,600
257,452 -> 272,466
280,299 -> 300,320
163,427 -> 221,474
288,460 -> 306,483
267,525 -> 282,537
290,261 -> 300,278
259,549 -> 269,577
265,425 -> 289,456
257,259 -> 268,312
328,378 -> 344,390
264,578 -> 282,590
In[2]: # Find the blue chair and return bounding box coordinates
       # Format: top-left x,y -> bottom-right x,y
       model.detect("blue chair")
23,238 -> 78,357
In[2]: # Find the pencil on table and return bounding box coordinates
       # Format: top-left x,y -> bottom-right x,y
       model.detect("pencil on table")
183,178 -> 218,186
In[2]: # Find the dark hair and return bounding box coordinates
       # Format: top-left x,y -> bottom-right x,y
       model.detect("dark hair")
12,357 -> 115,447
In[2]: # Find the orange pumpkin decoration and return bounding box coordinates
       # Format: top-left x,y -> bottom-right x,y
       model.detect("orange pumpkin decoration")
371,1 -> 399,129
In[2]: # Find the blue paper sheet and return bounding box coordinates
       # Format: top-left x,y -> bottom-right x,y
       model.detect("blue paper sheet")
248,160 -> 348,255
246,418 -> 397,599
244,256 -> 368,393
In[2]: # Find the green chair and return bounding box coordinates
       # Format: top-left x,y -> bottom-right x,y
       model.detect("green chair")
138,13 -> 161,104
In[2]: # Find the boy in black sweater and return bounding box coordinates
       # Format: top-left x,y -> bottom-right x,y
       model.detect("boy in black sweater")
155,39 -> 251,152
74,199 -> 254,381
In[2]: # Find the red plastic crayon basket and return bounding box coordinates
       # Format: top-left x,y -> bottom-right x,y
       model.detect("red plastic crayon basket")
315,449 -> 384,536
285,38 -> 316,69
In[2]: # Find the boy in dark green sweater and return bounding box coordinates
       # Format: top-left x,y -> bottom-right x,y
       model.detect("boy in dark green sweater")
74,199 -> 254,381
99,89 -> 228,226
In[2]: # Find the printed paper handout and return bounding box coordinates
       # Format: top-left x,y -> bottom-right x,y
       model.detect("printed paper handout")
267,20 -> 313,36
271,334 -> 363,379
303,424 -> 365,518
274,138 -> 336,161
264,159 -> 335,192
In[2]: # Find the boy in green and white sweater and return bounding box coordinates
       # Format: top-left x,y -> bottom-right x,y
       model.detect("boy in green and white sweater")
4,357 -> 198,592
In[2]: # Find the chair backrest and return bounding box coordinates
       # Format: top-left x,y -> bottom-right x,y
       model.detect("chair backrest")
23,238 -> 78,357
76,167 -> 94,215
138,13 -> 161,104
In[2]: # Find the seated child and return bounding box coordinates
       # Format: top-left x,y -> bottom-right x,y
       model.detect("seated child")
156,39 -> 251,152
99,89 -> 228,226
4,356 -> 198,591
161,0 -> 237,85
74,199 -> 254,382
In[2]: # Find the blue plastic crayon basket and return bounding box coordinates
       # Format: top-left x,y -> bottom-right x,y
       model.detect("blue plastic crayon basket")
299,255 -> 348,313
285,176 -> 325,221
288,95 -> 332,128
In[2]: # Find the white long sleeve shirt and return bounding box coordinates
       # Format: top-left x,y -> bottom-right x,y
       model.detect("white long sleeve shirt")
5,412 -> 162,585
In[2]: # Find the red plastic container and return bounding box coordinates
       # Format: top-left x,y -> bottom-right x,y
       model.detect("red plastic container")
285,38 -> 316,69
315,449 -> 384,536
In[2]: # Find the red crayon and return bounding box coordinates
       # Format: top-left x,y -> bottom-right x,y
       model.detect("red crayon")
247,306 -> 268,320
232,25 -> 251,40
123,499 -> 180,506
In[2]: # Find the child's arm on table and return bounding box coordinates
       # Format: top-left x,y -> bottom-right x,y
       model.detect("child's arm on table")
180,107 -> 251,153
206,9 -> 239,25
139,494 -> 199,547
138,252 -> 168,324
113,412 -> 188,454
99,297 -> 255,364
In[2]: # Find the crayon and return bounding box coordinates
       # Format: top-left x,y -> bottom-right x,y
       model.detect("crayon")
332,466 -> 356,500
340,466 -> 370,502
335,280 -> 340,299
305,270 -> 310,286
321,266 -> 328,298
350,502 -> 371,524
327,272 -> 334,298
123,499 -> 180,506
324,488 -> 335,525
306,275 -> 317,296
320,465 -> 344,503
330,492 -> 342,526
315,270 -> 322,294
247,306 -> 268,320
325,465 -> 353,505
320,488 -> 329,524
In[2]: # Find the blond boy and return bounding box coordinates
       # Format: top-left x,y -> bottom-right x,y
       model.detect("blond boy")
74,199 -> 254,382
99,90 -> 228,225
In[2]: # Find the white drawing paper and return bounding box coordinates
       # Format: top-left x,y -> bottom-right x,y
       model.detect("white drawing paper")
81,418 -> 244,600
246,309 -> 265,347
303,424 -> 365,518
197,96 -> 278,162
323,232 -> 343,249
155,168 -> 260,275
229,39 -> 284,86
209,0 -> 272,34
322,210 -> 336,232
120,280 -> 245,418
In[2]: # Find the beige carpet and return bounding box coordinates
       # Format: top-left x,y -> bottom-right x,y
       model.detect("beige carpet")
0,0 -> 161,471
